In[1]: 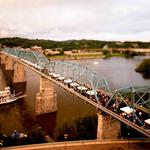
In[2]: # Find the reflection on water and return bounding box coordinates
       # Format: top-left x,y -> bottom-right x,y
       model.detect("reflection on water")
36,112 -> 57,139
0,56 -> 149,140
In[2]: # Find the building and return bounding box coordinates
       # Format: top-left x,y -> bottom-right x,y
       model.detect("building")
31,45 -> 44,53
45,49 -> 60,56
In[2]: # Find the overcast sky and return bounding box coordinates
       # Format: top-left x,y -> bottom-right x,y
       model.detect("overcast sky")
0,0 -> 150,41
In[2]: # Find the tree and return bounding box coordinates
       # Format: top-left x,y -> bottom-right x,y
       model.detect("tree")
58,115 -> 97,141
28,126 -> 46,144
135,58 -> 150,78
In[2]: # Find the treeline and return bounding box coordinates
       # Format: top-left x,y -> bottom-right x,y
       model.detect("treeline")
0,37 -> 150,50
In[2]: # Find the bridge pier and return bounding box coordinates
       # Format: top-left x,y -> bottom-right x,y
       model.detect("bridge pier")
5,56 -> 14,70
13,62 -> 26,83
0,53 -> 6,65
97,112 -> 121,139
36,76 -> 57,115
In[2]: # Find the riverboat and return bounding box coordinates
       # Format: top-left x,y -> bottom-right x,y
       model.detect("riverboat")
0,87 -> 17,104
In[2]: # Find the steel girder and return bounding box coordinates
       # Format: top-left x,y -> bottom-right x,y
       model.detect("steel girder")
18,50 -> 38,64
3,47 -> 20,56
3,48 -> 49,68
105,86 -> 150,126
32,51 -> 49,68
17,50 -> 49,68
2,48 -> 111,96
45,61 -> 111,97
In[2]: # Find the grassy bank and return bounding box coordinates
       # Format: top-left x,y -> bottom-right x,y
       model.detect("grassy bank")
47,52 -> 146,60
103,53 -> 126,59
47,53 -> 102,60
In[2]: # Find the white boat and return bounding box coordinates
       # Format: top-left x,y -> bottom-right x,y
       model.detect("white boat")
0,87 -> 17,104
93,61 -> 99,65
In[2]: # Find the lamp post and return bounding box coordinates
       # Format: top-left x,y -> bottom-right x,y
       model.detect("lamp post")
64,133 -> 68,141
64,133 -> 68,150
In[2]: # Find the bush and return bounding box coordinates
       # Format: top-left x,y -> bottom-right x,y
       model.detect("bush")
135,58 -> 150,78
28,126 -> 46,144
58,115 -> 97,141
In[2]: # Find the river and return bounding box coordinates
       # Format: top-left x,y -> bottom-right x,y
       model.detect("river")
0,56 -> 149,140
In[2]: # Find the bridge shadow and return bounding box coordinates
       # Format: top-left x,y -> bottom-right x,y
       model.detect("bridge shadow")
36,112 -> 57,139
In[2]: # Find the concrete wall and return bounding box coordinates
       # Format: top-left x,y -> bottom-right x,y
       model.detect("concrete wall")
0,53 -> 6,64
97,112 -> 121,139
5,56 -> 14,70
36,76 -> 57,114
13,62 -> 26,83
3,139 -> 150,150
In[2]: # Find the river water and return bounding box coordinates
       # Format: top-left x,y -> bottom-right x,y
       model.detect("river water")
0,56 -> 149,140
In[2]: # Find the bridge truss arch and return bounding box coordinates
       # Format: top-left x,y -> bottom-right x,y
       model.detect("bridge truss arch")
105,86 -> 150,126
3,47 -> 49,69
17,50 -> 49,68
45,61 -> 111,96
3,48 -> 111,98
3,47 -> 20,56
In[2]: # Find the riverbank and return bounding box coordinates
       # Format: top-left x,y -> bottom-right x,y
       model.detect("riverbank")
47,52 -> 147,61
47,53 -> 103,60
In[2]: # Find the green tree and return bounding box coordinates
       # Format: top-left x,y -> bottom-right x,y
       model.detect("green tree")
58,115 -> 97,141
135,58 -> 150,78
28,126 -> 46,144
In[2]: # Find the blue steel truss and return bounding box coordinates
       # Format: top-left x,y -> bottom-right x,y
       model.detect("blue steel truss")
105,86 -> 150,126
3,47 -> 20,56
45,61 -> 111,94
3,48 -> 111,96
3,47 -> 49,69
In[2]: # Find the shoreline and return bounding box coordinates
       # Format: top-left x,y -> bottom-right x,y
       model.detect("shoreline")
47,53 -> 148,61
48,55 -> 103,61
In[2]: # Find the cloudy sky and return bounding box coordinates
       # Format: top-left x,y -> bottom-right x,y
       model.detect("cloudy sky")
0,0 -> 150,41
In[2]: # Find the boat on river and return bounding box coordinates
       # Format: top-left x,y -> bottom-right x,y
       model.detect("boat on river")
0,87 -> 25,105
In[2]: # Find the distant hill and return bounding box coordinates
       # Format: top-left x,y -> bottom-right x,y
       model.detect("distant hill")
0,37 -> 150,50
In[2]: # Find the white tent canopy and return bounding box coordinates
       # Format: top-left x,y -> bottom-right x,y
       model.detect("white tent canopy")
86,90 -> 97,96
144,119 -> 150,125
64,79 -> 72,84
53,73 -> 60,78
77,86 -> 87,91
120,106 -> 135,114
70,82 -> 79,87
58,76 -> 65,81
49,72 -> 55,76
